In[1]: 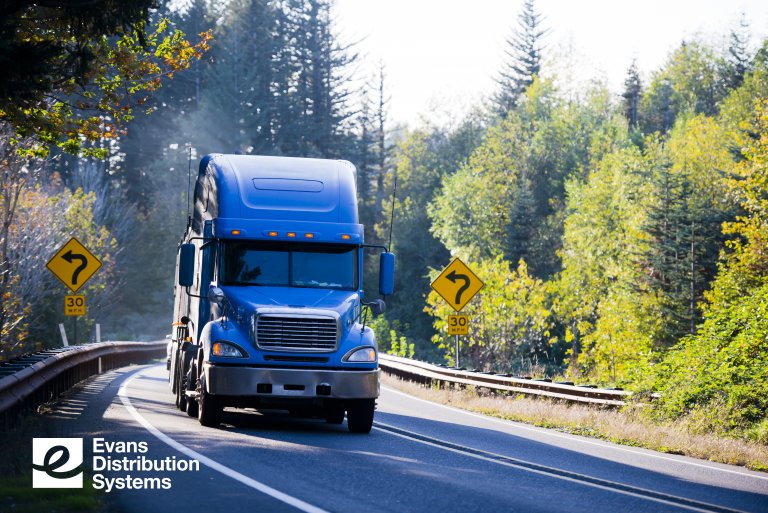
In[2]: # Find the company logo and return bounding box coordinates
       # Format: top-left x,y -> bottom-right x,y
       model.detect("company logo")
32,438 -> 84,489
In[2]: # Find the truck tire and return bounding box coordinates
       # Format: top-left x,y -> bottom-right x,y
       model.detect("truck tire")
184,359 -> 199,417
185,385 -> 199,418
346,399 -> 375,434
175,361 -> 187,412
197,375 -> 223,427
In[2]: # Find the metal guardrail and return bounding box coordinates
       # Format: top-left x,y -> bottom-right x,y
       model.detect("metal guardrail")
378,353 -> 629,407
0,341 -> 166,429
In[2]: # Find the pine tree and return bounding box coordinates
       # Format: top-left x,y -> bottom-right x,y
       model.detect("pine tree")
353,64 -> 389,233
642,161 -> 725,346
621,60 -> 642,130
722,13 -> 752,91
640,76 -> 676,135
494,0 -> 548,116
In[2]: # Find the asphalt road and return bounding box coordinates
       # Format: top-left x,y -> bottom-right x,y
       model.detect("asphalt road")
44,363 -> 768,513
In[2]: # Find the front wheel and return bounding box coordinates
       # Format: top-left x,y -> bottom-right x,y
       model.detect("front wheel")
197,375 -> 223,427
346,399 -> 375,434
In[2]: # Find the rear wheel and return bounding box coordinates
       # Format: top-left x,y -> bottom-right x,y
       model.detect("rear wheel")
174,357 -> 187,412
185,364 -> 199,418
347,399 -> 375,434
185,392 -> 199,417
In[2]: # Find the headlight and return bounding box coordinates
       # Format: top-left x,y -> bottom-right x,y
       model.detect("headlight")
212,341 -> 246,358
343,347 -> 376,362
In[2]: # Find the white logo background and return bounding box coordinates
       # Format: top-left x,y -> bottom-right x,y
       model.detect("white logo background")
32,438 -> 84,489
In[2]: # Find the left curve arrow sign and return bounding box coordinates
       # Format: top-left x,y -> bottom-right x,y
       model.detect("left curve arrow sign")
446,270 -> 470,305
62,251 -> 88,285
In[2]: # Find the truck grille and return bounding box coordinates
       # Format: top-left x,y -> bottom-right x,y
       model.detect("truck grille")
255,315 -> 338,352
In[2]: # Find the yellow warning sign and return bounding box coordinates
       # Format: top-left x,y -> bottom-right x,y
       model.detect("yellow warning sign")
46,237 -> 102,293
64,295 -> 86,316
431,258 -> 484,312
447,314 -> 469,335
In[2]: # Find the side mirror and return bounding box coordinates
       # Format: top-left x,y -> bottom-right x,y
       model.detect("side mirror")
208,285 -> 226,307
178,244 -> 195,287
369,299 -> 386,316
379,252 -> 395,296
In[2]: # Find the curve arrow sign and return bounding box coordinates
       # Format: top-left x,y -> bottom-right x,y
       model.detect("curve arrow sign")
431,258 -> 485,312
62,250 -> 88,285
446,270 -> 470,306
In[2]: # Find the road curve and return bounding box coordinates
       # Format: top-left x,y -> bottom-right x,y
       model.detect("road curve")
44,364 -> 768,513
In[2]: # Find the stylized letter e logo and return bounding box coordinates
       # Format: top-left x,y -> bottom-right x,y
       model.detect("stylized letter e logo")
32,438 -> 83,488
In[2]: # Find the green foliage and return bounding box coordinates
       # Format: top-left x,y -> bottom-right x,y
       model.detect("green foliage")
1,12 -> 211,157
645,282 -> 768,432
641,98 -> 768,436
388,329 -> 415,359
0,1 -> 155,106
640,116 -> 736,347
556,145 -> 656,383
431,78 -> 627,278
705,98 -> 768,308
640,40 -> 726,134
368,313 -> 414,358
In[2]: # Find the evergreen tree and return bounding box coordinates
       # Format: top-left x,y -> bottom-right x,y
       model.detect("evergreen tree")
640,76 -> 676,135
373,65 -> 390,235
493,0 -> 547,116
722,13 -> 752,91
622,60 -> 642,130
641,126 -> 734,348
643,160 -> 697,345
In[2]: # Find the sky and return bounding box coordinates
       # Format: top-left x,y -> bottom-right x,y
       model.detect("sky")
333,0 -> 768,127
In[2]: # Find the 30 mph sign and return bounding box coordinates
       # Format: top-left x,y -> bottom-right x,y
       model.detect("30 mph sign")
46,238 -> 102,293
431,258 -> 484,312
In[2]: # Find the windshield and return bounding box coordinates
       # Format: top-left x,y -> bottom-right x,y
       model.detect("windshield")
219,240 -> 358,290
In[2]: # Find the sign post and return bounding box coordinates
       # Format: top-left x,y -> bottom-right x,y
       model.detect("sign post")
47,237 -> 102,345
431,258 -> 484,368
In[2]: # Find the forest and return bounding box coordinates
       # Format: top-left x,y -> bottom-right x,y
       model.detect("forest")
1,0 -> 767,443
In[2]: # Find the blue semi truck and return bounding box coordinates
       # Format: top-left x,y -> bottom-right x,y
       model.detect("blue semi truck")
168,154 -> 394,433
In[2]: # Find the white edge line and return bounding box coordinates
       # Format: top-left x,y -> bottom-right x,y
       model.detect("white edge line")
117,366 -> 329,513
372,423 -> 724,513
381,384 -> 768,482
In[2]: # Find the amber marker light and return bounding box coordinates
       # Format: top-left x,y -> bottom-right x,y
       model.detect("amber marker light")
230,229 -> 241,236
304,233 -> 315,239
287,232 -> 296,238
268,231 -> 278,237
341,234 -> 351,240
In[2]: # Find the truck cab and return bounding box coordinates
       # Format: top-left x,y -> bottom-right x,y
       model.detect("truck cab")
169,154 -> 394,433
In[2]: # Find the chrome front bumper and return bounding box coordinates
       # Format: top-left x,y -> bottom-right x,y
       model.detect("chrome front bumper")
204,363 -> 380,399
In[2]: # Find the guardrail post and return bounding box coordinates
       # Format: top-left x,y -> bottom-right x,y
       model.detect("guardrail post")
58,323 -> 69,346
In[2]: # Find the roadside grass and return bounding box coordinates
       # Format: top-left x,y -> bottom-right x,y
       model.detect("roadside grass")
0,393 -> 105,512
0,478 -> 101,513
381,373 -> 768,472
